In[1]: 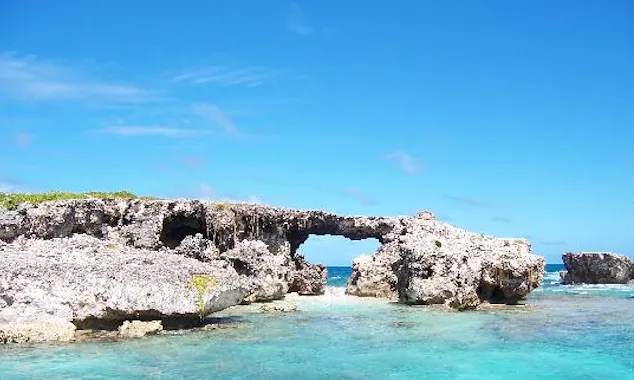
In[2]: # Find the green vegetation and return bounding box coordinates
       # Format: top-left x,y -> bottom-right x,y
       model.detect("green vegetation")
0,191 -> 151,210
189,274 -> 217,319
434,240 -> 442,248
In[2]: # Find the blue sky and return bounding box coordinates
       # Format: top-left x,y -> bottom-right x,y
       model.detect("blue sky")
1,0 -> 633,265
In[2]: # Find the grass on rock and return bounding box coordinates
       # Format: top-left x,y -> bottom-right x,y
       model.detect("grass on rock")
0,191 -> 153,210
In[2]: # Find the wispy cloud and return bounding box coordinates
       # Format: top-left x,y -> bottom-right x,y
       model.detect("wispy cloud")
443,195 -> 494,209
287,3 -> 314,36
15,133 -> 33,148
181,155 -> 206,168
189,183 -> 262,204
102,126 -> 211,137
286,3 -> 334,38
192,103 -> 240,137
245,172 -> 279,185
0,52 -> 152,102
340,186 -> 377,206
168,65 -> 284,87
385,151 -> 421,174
491,216 -> 512,224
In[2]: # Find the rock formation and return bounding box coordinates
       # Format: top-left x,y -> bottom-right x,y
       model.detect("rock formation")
118,320 -> 163,338
561,252 -> 634,284
289,253 -> 327,295
0,199 -> 544,342
346,213 -> 543,309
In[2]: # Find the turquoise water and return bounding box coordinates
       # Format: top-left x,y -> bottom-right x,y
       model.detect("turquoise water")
2,265 -> 634,379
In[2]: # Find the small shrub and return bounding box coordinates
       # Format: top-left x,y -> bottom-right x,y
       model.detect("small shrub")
434,240 -> 442,248
189,274 -> 217,319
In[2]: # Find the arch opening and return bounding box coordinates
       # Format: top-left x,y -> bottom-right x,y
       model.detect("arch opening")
295,235 -> 381,288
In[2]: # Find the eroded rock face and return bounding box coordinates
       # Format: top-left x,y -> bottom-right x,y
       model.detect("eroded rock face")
561,252 -> 634,284
0,235 -> 251,327
118,320 -> 163,338
0,322 -> 76,344
220,239 -> 293,302
289,253 -> 327,295
346,219 -> 544,310
0,198 -> 545,343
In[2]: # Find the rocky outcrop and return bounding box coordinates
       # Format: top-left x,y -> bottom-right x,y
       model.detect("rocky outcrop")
0,322 -> 76,344
561,252 -> 634,284
346,214 -> 544,309
0,234 -> 251,343
118,320 -> 163,338
289,254 -> 327,295
0,199 -> 545,343
260,301 -> 298,313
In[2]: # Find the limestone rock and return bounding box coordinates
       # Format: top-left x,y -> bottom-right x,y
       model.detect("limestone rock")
260,301 -> 298,313
346,220 -> 543,310
289,253 -> 327,295
174,233 -> 219,262
219,239 -> 293,302
0,321 -> 76,344
118,320 -> 163,338
0,235 -> 251,326
561,252 -> 634,284
346,248 -> 400,299
0,199 -> 545,317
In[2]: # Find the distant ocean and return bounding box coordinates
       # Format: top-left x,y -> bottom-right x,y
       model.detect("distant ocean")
3,263 -> 634,379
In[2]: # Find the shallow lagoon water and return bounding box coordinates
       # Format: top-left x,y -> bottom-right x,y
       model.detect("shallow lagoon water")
2,265 -> 634,379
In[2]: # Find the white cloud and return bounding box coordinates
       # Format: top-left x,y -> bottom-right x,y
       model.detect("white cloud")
192,103 -> 239,137
169,65 -> 284,87
340,186 -> 376,205
385,151 -> 421,174
190,183 -> 262,204
180,155 -> 206,168
443,195 -> 493,209
15,133 -> 33,148
102,126 -> 211,137
287,3 -> 314,36
0,52 -> 152,102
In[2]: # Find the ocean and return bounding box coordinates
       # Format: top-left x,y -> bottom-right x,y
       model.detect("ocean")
2,264 -> 634,379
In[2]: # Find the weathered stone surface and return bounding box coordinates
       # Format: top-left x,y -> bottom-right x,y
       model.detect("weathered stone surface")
219,239 -> 293,302
118,320 -> 163,338
0,198 -> 545,332
0,235 -> 251,327
289,253 -> 327,295
260,301 -> 298,313
0,321 -> 76,344
561,252 -> 634,284
347,249 -> 400,298
346,220 -> 544,310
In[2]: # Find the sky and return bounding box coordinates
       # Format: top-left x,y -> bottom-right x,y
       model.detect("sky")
1,0 -> 633,265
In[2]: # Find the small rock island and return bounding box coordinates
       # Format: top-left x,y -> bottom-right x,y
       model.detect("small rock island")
1,198 -> 544,343
560,252 -> 634,284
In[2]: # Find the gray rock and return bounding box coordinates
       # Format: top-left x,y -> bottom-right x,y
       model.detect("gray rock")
0,235 -> 251,327
219,239 -> 293,302
0,199 -> 545,324
260,301 -> 298,313
118,320 -> 163,338
346,220 -> 544,310
289,253 -> 327,295
562,252 -> 634,284
0,321 -> 76,344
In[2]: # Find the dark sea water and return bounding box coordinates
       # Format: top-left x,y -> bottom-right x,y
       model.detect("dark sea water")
326,266 -> 353,287
2,263 -> 634,379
